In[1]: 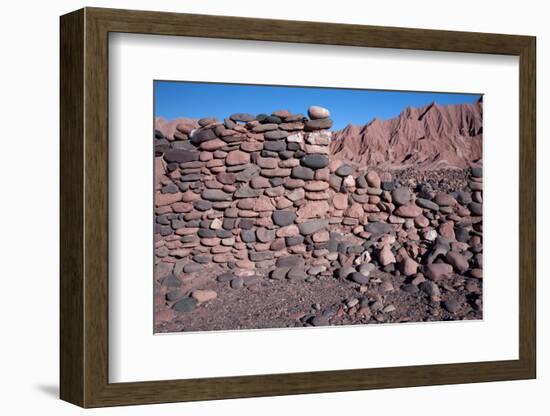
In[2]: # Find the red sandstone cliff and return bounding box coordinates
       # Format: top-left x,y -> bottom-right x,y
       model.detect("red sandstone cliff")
329,98 -> 483,170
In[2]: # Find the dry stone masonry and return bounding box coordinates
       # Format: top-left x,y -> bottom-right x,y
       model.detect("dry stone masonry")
154,106 -> 483,330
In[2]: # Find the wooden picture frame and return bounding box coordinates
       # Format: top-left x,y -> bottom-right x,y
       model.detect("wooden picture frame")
60,7 -> 536,408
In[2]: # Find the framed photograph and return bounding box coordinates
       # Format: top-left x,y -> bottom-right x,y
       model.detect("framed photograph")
60,7 -> 536,408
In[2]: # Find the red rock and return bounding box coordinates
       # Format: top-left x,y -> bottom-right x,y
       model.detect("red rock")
366,171 -> 381,188
240,141 -> 263,152
296,200 -> 329,218
200,138 -> 227,151
329,101 -> 482,170
333,194 -> 348,210
378,245 -> 396,266
414,215 -> 430,228
156,309 -> 176,323
182,190 -> 200,202
312,230 -> 330,242
400,257 -> 418,276
276,225 -> 300,237
254,196 -> 274,212
156,191 -> 182,206
192,290 -> 217,303
257,157 -> 278,169
250,176 -> 270,189
438,221 -> 456,240
346,203 -> 364,219
305,181 -> 329,191
424,263 -> 453,281
394,203 -> 422,218
226,150 -> 250,166
446,251 -> 469,272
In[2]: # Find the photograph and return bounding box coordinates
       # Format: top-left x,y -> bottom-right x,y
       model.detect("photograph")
153,81 -> 484,333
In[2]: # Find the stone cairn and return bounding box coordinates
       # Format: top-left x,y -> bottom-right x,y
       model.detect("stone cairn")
154,106 -> 483,318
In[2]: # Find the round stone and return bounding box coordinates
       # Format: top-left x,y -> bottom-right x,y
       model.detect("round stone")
172,297 -> 197,312
391,187 -> 412,205
301,154 -> 329,169
307,105 -> 330,120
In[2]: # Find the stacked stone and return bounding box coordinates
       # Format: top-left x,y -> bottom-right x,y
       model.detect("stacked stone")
154,106 -> 337,299
154,104 -> 483,319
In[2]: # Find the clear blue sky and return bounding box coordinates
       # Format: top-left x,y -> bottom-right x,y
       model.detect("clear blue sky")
154,81 -> 482,131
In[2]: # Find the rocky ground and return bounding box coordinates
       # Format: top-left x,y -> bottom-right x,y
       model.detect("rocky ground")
154,106 -> 482,333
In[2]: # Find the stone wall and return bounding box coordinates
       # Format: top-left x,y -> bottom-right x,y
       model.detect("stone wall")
154,106 -> 483,315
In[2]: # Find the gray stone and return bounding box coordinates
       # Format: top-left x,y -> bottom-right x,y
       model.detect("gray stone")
469,202 -> 483,216
391,187 -> 412,205
298,219 -> 329,235
263,140 -> 286,152
172,297 -> 197,312
234,185 -> 262,198
304,118 -> 333,131
335,165 -> 353,176
337,267 -> 356,279
416,198 -> 439,211
201,189 -> 232,201
285,235 -> 304,246
471,167 -> 483,178
193,200 -> 212,211
272,210 -> 296,226
183,262 -> 202,273
162,274 -> 181,287
308,105 -> 330,120
230,277 -> 244,289
364,222 -> 394,235
292,166 -> 315,180
276,255 -> 304,268
264,130 -> 289,140
287,266 -> 307,280
241,229 -> 256,243
164,150 -> 199,163
301,154 -> 329,169
442,298 -> 460,313
190,128 -> 217,145
310,315 -> 330,326
217,272 -> 234,282
270,268 -> 289,280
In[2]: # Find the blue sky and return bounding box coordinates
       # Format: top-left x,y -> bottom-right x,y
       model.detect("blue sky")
154,81 -> 482,131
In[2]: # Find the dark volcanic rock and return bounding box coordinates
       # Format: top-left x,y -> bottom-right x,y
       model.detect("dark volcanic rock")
301,154 -> 329,169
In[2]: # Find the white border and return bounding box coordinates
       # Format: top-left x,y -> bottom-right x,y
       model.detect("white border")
109,33 -> 519,383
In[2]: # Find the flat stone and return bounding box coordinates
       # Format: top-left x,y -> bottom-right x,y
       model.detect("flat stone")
276,255 -> 304,268
350,272 -> 369,285
298,219 -> 329,235
335,165 -> 353,177
301,154 -> 329,169
364,222 -> 393,235
172,297 -> 197,312
304,118 -> 333,131
291,166 -> 315,180
415,198 -> 439,211
202,189 -> 232,201
272,210 -> 296,226
263,140 -> 286,152
264,130 -> 289,140
164,150 -> 199,163
192,289 -> 217,303
287,266 -> 307,281
270,268 -> 289,280
234,185 -> 262,198
230,113 -> 255,122
252,123 -> 279,132
394,203 -> 423,218
226,150 -> 250,166
434,193 -> 457,206
190,128 -> 217,145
